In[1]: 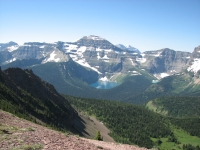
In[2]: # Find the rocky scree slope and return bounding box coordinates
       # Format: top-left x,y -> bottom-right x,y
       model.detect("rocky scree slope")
0,110 -> 148,150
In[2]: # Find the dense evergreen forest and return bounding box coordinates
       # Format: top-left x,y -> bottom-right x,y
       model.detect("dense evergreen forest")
67,96 -> 200,149
146,96 -> 200,138
149,96 -> 200,118
170,117 -> 200,137
66,96 -> 172,148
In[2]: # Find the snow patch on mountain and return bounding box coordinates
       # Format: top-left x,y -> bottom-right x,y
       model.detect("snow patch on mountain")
42,49 -> 70,63
115,44 -> 126,49
77,46 -> 87,53
185,56 -> 190,59
85,35 -> 105,40
24,44 -> 31,47
136,57 -> 146,63
101,55 -> 109,60
154,51 -> 162,57
116,44 -> 141,54
187,58 -> 200,74
128,70 -> 141,76
64,43 -> 78,53
160,73 -> 170,78
4,58 -> 17,64
76,59 -> 102,74
129,58 -> 134,65
154,72 -> 170,79
45,50 -> 60,62
97,52 -> 101,59
39,45 -> 45,48
99,76 -> 108,81
7,45 -> 19,52
69,54 -> 78,61
96,48 -> 112,53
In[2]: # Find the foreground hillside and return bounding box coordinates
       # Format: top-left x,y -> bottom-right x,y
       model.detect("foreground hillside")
0,110 -> 147,150
0,67 -> 76,131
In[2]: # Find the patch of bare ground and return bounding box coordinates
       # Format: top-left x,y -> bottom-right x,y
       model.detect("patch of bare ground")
0,110 -> 148,150
75,113 -> 115,142
82,138 -> 148,150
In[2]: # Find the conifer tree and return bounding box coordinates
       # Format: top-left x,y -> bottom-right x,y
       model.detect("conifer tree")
94,131 -> 103,141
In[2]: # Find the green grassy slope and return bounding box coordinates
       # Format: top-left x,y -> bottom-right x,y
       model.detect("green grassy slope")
146,97 -> 200,118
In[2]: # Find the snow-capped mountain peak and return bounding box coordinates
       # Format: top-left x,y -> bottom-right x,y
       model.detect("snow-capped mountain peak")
116,44 -> 141,54
84,35 -> 105,40
115,44 -> 127,50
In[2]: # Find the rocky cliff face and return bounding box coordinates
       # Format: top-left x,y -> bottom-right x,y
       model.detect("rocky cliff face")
191,46 -> 200,59
0,36 -> 199,80
139,48 -> 191,78
62,35 -> 140,77
0,41 -> 18,51
187,46 -> 200,76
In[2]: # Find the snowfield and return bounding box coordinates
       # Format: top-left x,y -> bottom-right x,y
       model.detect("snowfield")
187,58 -> 200,74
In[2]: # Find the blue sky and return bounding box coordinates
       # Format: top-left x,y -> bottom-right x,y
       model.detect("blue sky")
0,0 -> 199,52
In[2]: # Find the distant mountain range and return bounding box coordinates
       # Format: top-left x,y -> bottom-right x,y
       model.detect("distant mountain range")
0,35 -> 200,103
1,35 -> 199,79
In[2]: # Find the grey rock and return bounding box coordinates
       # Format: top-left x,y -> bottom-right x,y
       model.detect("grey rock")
141,48 -> 191,74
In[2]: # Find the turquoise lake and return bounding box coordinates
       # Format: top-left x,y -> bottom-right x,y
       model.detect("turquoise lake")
90,81 -> 119,89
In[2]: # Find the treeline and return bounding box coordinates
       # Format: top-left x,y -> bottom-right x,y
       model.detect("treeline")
66,96 -> 172,148
170,117 -> 200,137
148,96 -> 200,137
182,144 -> 200,150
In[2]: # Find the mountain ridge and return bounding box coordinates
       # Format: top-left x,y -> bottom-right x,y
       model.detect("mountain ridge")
1,36 -> 199,80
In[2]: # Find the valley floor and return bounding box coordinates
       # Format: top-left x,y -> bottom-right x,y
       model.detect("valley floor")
0,110 -> 147,150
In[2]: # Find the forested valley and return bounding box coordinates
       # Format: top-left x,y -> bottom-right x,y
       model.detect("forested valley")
66,96 -> 200,149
